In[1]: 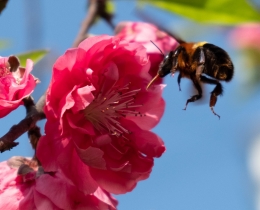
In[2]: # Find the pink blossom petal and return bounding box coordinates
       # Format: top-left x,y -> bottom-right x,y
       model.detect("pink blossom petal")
0,159 -> 118,210
36,133 -> 70,172
0,161 -> 17,188
93,134 -> 112,147
33,190 -> 58,210
18,186 -> 35,210
121,118 -> 165,158
36,136 -> 59,172
66,112 -> 96,135
56,141 -> 98,194
71,85 -> 95,113
75,145 -> 106,170
35,173 -> 74,209
127,98 -> 166,130
78,35 -> 113,51
53,48 -> 78,74
49,48 -> 91,115
93,187 -> 118,209
0,57 -> 37,118
125,82 -> 165,130
229,23 -> 260,50
0,181 -> 26,210
128,152 -> 154,173
89,167 -> 138,194
98,62 -> 119,95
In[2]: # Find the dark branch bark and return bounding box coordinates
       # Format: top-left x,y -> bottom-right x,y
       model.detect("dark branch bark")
72,0 -> 114,47
0,95 -> 46,153
0,0 -> 8,14
72,0 -> 98,47
28,93 -> 46,151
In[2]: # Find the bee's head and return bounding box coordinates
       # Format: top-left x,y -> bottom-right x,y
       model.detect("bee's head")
146,46 -> 183,90
158,51 -> 174,77
158,46 -> 183,77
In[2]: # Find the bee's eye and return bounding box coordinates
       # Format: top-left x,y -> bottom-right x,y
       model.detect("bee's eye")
163,55 -> 169,62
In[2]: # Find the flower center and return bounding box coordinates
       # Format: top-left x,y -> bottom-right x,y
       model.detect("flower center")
0,61 -> 22,85
0,64 -> 11,78
84,83 -> 144,137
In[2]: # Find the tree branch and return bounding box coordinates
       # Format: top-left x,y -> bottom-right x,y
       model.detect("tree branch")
72,0 -> 98,47
72,0 -> 114,47
0,0 -> 8,14
0,95 -> 46,153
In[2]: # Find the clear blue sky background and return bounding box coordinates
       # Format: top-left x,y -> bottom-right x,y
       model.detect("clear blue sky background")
0,1 -> 259,210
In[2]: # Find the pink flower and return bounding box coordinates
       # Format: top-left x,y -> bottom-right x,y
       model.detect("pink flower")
229,23 -> 260,50
0,56 -> 37,118
37,35 -> 165,194
115,21 -> 178,83
0,157 -> 118,210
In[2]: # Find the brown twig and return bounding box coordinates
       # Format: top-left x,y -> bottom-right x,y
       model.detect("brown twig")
72,0 -> 98,47
72,0 -> 114,47
0,95 -> 46,153
0,0 -> 8,14
96,0 -> 114,29
28,93 -> 46,151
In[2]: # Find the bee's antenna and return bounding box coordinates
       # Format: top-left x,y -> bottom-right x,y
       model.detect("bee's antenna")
150,40 -> 165,56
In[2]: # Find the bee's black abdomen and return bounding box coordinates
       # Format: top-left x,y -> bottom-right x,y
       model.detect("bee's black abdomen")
203,43 -> 234,82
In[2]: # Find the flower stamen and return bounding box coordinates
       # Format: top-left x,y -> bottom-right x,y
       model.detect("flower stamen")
0,61 -> 11,78
84,83 -> 144,136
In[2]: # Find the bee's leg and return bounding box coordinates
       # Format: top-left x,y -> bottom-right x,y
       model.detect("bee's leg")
183,51 -> 205,110
183,74 -> 202,110
177,73 -> 182,91
200,76 -> 222,119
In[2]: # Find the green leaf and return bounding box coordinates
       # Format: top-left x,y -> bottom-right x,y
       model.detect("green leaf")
16,49 -> 49,67
140,0 -> 260,25
106,0 -> 115,15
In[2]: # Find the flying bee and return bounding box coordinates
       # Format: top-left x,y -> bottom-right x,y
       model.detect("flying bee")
147,38 -> 234,119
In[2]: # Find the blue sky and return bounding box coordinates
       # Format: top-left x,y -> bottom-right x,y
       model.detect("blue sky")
0,1 -> 259,210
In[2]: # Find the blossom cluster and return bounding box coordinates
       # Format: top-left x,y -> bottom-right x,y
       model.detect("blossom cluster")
0,56 -> 37,118
0,22 -> 177,209
229,23 -> 260,51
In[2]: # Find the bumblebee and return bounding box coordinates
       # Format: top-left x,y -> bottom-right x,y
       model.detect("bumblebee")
147,40 -> 234,119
